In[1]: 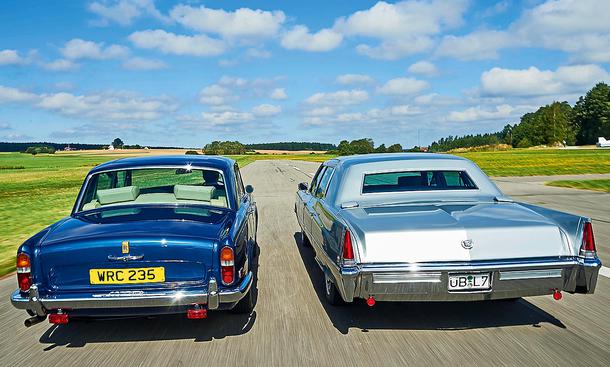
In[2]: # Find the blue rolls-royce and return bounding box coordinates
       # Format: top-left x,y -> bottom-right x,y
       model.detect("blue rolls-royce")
11,155 -> 258,326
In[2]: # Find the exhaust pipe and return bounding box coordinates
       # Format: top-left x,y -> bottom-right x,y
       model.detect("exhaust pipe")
24,315 -> 46,327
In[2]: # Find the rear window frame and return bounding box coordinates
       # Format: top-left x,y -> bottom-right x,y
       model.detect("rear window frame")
75,165 -> 230,213
360,169 -> 479,195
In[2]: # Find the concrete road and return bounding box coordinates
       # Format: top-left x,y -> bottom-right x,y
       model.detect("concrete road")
0,160 -> 608,366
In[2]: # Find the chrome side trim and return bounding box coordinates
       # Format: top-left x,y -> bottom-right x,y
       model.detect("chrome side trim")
499,269 -> 563,280
359,257 -> 581,273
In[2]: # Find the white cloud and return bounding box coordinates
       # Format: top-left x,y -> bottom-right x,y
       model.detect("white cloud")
199,84 -> 235,106
334,0 -> 469,59
88,0 -> 168,26
446,104 -> 533,122
436,30 -> 515,60
198,111 -> 255,125
122,57 -> 167,70
377,77 -> 429,96
252,104 -> 281,117
129,30 -> 225,56
0,50 -> 22,65
270,88 -> 287,100
303,104 -> 422,126
306,89 -> 369,106
336,74 -> 375,85
480,64 -> 610,97
246,48 -> 271,59
61,39 -> 129,60
438,0 -> 610,62
199,76 -> 284,107
170,5 -> 285,39
281,25 -> 343,52
0,86 -> 37,103
43,59 -> 79,71
407,61 -> 438,76
0,84 -> 176,122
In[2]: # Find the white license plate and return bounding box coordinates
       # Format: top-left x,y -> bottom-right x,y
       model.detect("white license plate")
448,273 -> 491,291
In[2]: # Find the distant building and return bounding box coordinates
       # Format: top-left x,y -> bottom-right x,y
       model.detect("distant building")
108,145 -> 115,150
63,145 -> 74,151
597,137 -> 610,148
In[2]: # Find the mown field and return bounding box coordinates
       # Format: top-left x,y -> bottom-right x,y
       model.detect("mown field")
547,179 -> 610,193
1,148 -> 610,277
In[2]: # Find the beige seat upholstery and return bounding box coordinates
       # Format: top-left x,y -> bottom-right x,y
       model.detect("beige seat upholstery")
82,200 -> 101,211
96,186 -> 140,205
174,185 -> 215,202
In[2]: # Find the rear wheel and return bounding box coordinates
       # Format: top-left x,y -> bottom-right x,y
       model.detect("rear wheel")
231,287 -> 255,314
301,230 -> 311,247
324,272 -> 344,306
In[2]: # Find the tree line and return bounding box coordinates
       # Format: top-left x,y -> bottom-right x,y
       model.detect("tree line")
330,138 -> 403,155
245,142 -> 336,151
430,83 -> 610,152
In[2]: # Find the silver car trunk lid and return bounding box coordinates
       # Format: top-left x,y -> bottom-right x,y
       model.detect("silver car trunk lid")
342,202 -> 573,263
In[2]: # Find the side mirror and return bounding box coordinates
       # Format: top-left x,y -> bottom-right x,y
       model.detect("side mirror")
245,185 -> 254,194
298,182 -> 308,191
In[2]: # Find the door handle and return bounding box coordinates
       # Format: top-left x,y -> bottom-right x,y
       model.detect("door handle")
108,254 -> 144,262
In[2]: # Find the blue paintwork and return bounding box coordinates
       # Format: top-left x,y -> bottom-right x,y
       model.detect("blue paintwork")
15,155 -> 257,316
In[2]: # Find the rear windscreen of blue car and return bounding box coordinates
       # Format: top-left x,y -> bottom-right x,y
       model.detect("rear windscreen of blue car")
362,170 -> 478,194
79,167 -> 229,212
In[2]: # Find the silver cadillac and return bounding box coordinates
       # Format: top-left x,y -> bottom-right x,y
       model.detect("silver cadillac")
295,153 -> 601,306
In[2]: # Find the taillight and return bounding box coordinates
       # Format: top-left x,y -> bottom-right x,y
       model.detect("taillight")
16,253 -> 31,292
342,229 -> 354,263
220,246 -> 234,285
581,222 -> 596,254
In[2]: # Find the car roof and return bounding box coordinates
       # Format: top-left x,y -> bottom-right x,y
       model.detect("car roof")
327,153 -> 466,168
90,155 -> 236,174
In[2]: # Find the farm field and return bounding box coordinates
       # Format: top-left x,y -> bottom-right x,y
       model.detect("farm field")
547,179 -> 610,193
1,148 -> 610,276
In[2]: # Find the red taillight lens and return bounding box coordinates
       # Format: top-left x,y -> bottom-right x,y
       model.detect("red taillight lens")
342,230 -> 354,261
16,253 -> 31,292
582,222 -> 596,252
220,246 -> 234,285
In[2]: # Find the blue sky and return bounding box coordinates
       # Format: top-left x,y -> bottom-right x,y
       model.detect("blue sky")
1,0 -> 609,148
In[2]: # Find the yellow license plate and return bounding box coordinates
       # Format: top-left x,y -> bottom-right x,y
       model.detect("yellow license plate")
89,267 -> 165,285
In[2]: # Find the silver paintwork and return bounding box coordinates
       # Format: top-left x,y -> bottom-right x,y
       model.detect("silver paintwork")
295,153 -> 602,303
10,272 -> 252,316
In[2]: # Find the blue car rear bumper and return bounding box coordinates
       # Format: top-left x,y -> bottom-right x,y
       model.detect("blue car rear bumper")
10,272 -> 253,316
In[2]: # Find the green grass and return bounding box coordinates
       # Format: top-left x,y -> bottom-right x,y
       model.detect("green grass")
546,179 -> 610,193
455,149 -> 610,176
1,148 -> 610,277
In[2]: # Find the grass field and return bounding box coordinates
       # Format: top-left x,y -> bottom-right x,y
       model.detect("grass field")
1,148 -> 610,277
547,179 -> 610,193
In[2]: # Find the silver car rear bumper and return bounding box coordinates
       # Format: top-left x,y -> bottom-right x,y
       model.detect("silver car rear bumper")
335,257 -> 601,302
10,272 -> 253,316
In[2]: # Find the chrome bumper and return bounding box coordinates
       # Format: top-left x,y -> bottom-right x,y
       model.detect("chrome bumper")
334,257 -> 601,302
10,272 -> 253,316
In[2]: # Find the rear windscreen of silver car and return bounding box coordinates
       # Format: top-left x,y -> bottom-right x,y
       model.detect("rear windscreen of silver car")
362,170 -> 478,194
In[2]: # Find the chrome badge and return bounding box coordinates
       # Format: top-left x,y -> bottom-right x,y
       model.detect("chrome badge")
461,239 -> 473,249
121,241 -> 130,254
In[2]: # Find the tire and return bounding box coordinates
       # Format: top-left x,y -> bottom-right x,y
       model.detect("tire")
324,272 -> 344,306
231,287 -> 255,314
301,230 -> 311,247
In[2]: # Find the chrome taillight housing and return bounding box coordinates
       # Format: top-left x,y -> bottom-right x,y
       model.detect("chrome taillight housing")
16,253 -> 31,292
220,246 -> 235,285
580,221 -> 597,259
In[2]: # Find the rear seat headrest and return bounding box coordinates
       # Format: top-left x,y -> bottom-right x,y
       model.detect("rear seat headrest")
97,186 -> 140,205
174,185 -> 215,201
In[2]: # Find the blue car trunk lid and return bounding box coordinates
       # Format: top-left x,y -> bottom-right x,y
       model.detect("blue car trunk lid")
36,206 -> 231,293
